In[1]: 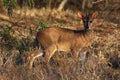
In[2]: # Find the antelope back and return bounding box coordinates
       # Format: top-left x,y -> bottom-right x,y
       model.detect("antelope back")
36,11 -> 98,49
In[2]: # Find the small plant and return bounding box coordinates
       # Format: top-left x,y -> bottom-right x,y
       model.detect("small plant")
1,25 -> 17,51
16,38 -> 34,54
3,0 -> 17,16
1,25 -> 35,54
16,41 -> 25,54
27,0 -> 35,8
56,20 -> 66,27
2,26 -> 12,41
37,22 -> 48,30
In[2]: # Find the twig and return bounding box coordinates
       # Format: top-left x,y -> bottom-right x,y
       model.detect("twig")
58,0 -> 68,11
92,0 -> 103,4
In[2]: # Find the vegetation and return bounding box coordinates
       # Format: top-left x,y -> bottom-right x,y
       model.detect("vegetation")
37,21 -> 49,30
0,0 -> 120,80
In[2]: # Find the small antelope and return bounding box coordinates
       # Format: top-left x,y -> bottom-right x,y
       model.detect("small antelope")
28,11 -> 98,68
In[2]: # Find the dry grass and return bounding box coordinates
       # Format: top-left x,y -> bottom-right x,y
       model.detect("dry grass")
0,8 -> 120,80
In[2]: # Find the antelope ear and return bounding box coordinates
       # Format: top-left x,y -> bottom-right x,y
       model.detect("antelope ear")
77,12 -> 83,19
91,11 -> 98,19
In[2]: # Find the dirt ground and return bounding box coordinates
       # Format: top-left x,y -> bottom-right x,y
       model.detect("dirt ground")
0,7 -> 120,80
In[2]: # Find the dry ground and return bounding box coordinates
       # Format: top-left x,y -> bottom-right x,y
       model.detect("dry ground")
0,8 -> 120,80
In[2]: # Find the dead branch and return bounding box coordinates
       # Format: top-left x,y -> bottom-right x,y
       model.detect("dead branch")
57,0 -> 68,11
92,0 -> 104,4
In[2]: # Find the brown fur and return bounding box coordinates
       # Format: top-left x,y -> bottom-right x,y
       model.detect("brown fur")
37,27 -> 94,59
28,11 -> 98,69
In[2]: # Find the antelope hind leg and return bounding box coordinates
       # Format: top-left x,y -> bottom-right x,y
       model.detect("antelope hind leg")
44,44 -> 57,62
28,49 -> 44,69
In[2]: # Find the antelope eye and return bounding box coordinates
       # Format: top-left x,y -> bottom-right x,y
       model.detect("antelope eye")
90,20 -> 92,23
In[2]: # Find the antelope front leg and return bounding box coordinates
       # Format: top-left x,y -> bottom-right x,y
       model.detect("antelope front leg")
80,48 -> 90,70
71,48 -> 81,58
80,51 -> 87,64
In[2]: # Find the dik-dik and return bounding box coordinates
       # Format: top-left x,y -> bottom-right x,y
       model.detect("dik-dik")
28,11 -> 98,68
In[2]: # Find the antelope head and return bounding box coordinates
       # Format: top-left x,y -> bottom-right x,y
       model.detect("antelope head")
78,11 -> 98,31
